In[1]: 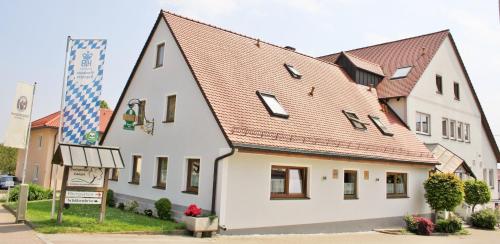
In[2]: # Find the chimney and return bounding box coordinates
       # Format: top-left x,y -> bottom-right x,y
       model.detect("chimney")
284,46 -> 296,52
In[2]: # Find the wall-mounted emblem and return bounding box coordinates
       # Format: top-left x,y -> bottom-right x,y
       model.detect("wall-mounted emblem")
123,107 -> 136,131
85,131 -> 98,144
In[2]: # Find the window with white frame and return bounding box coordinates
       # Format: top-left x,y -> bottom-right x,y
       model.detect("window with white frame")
416,112 -> 430,135
155,43 -> 165,68
449,120 -> 456,139
488,169 -> 494,188
257,91 -> 289,118
457,122 -> 463,141
464,124 -> 470,142
442,118 -> 448,138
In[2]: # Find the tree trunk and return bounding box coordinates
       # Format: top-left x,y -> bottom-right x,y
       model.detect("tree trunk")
472,204 -> 476,213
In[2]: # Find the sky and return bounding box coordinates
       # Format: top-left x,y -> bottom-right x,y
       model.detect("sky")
0,0 -> 499,144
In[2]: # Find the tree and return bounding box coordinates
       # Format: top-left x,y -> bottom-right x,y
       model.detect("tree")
100,100 -> 109,109
424,173 -> 464,220
464,179 -> 491,213
0,144 -> 18,174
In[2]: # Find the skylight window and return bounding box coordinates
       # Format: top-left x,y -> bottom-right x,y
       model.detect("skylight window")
284,63 -> 302,79
369,115 -> 393,136
257,91 -> 289,118
343,111 -> 366,130
391,66 -> 412,79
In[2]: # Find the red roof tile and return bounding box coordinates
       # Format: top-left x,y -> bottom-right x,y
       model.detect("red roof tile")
319,30 -> 449,98
32,109 -> 113,133
161,11 -> 436,164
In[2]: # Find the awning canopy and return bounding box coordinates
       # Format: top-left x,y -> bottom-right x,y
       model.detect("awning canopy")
52,143 -> 125,169
425,143 -> 476,178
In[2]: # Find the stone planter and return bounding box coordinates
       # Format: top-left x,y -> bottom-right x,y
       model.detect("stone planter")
184,216 -> 219,237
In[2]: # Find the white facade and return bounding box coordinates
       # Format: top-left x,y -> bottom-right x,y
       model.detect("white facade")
387,36 -> 498,200
103,19 -> 230,211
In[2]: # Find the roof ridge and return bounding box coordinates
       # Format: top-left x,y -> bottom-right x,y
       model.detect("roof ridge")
318,29 -> 450,58
161,10 -> 343,69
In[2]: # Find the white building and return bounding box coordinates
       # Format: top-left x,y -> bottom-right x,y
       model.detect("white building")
320,31 -> 500,204
101,11 -> 497,234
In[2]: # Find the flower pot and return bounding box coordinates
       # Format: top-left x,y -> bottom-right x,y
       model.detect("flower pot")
184,216 -> 219,232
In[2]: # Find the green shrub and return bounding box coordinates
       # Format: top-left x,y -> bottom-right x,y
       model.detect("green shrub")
117,202 -> 125,210
125,200 -> 139,213
435,214 -> 463,233
155,198 -> 172,220
8,184 -> 52,202
464,180 -> 491,213
106,190 -> 115,207
404,215 -> 418,233
424,173 -> 464,212
471,208 -> 497,230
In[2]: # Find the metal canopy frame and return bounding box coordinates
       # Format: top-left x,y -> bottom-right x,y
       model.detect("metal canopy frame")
52,143 -> 125,169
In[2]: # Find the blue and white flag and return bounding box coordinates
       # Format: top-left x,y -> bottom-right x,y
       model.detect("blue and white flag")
62,39 -> 107,144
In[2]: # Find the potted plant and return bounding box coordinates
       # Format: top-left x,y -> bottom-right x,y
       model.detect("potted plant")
183,204 -> 218,237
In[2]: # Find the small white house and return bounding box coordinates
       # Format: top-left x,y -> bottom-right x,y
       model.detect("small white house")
102,11 -> 440,234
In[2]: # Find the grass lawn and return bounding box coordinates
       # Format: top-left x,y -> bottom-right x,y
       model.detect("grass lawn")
5,200 -> 184,234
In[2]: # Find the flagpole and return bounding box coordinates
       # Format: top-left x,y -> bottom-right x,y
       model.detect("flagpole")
51,36 -> 71,219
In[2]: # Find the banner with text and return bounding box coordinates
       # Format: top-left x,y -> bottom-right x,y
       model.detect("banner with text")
4,82 -> 35,149
62,39 -> 107,144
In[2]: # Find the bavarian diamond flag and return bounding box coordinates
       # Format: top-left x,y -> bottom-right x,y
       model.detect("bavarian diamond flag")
62,39 -> 107,144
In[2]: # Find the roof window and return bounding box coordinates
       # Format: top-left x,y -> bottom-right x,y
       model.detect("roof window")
257,91 -> 289,118
343,111 -> 366,130
391,66 -> 412,79
369,115 -> 393,136
284,63 -> 302,79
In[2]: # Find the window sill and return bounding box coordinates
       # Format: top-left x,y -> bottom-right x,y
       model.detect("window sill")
416,132 -> 431,137
154,65 -> 163,69
442,136 -> 449,139
387,195 -> 409,199
344,196 -> 358,200
182,190 -> 198,195
152,186 -> 166,190
436,91 -> 443,95
109,179 -> 118,182
162,120 -> 174,123
454,98 -> 460,101
270,196 -> 310,200
128,181 -> 140,185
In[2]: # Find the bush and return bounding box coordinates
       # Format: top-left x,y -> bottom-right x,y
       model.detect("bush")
471,208 -> 497,230
404,215 -> 418,233
117,202 -> 125,210
424,173 -> 464,213
155,198 -> 172,220
106,190 -> 116,207
144,209 -> 153,217
415,217 -> 434,235
184,204 -> 202,217
464,180 -> 491,213
125,200 -> 139,213
8,184 -> 53,202
435,214 -> 462,233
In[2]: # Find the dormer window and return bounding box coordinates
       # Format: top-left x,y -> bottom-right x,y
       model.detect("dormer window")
343,111 -> 366,130
257,91 -> 289,118
284,63 -> 302,79
391,66 -> 412,79
369,115 -> 393,136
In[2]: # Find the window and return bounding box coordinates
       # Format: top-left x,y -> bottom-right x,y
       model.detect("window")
457,122 -> 463,141
369,115 -> 393,136
155,43 -> 165,68
386,172 -> 407,198
164,95 -> 176,123
284,63 -> 302,79
454,82 -> 460,100
156,157 -> 168,188
130,155 -> 142,184
37,136 -> 43,148
343,111 -> 366,130
415,112 -> 430,135
449,120 -> 456,139
136,100 -> 146,126
391,66 -> 412,79
185,159 -> 200,194
436,75 -> 443,94
256,91 -> 289,118
344,170 -> 357,199
270,166 -> 307,199
32,163 -> 39,183
483,168 -> 488,183
464,124 -> 470,142
110,168 -> 119,181
442,118 -> 448,138
489,169 -> 494,188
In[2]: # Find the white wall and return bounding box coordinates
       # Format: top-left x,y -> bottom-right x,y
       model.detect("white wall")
406,36 -> 498,199
386,97 -> 407,123
103,19 -> 230,210
220,151 -> 432,229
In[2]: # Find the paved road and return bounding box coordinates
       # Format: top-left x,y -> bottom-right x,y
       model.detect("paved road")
0,204 -> 44,244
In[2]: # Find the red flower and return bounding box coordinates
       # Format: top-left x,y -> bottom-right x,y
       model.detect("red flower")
184,204 -> 202,217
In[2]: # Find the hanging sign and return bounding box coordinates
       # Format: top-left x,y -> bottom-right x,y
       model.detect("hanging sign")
123,107 -> 136,130
4,82 -> 35,149
67,167 -> 104,187
85,131 -> 99,144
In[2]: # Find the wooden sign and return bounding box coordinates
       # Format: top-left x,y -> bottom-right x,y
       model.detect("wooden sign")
65,197 -> 102,204
332,169 -> 338,179
67,167 -> 104,187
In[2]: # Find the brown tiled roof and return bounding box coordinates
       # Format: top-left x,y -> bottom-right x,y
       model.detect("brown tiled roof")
342,52 -> 384,76
32,109 -> 113,133
319,30 -> 449,98
160,11 -> 436,164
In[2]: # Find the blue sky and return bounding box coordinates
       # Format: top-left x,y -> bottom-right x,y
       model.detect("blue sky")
1,0 -> 499,143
